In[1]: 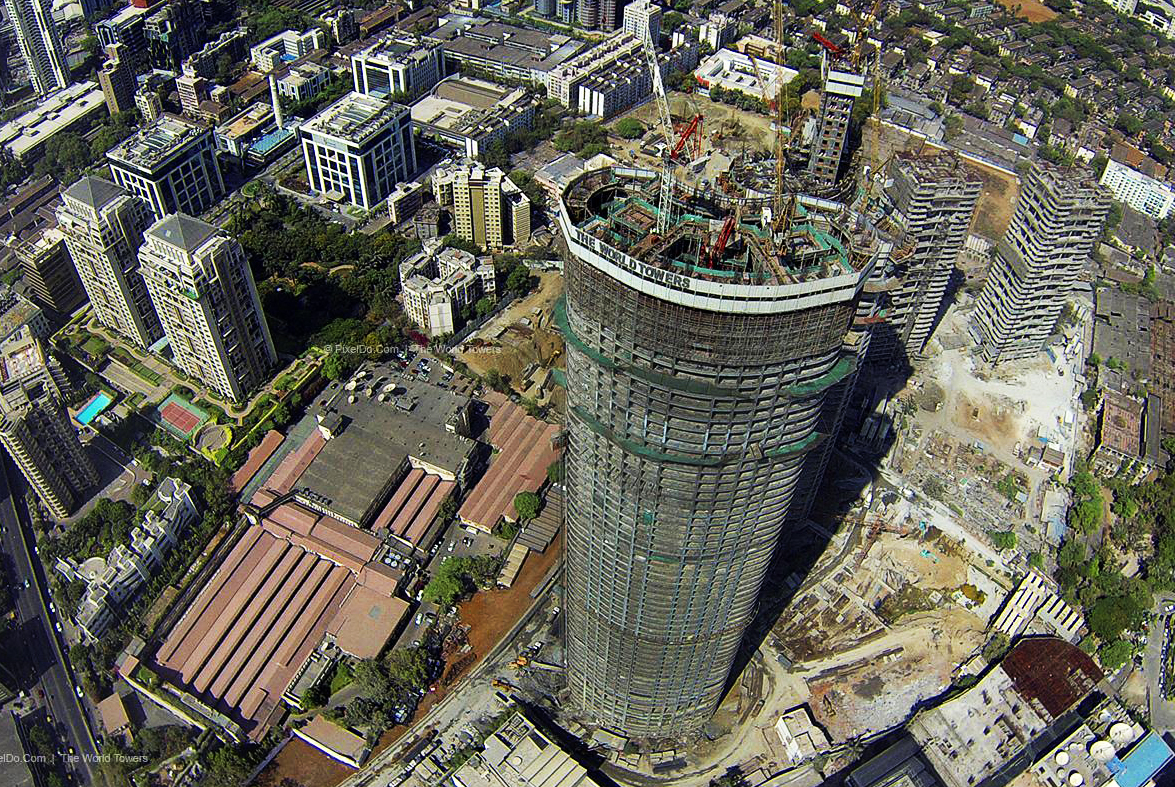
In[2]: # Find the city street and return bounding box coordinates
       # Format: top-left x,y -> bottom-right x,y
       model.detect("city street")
1145,595 -> 1175,731
0,458 -> 99,785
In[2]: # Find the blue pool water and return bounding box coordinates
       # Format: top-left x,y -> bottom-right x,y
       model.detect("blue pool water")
77,392 -> 112,425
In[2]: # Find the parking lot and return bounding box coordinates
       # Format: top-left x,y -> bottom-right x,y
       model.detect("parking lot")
393,520 -> 504,651
1145,595 -> 1175,730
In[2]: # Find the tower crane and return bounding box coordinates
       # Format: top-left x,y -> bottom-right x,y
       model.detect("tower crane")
641,27 -> 676,236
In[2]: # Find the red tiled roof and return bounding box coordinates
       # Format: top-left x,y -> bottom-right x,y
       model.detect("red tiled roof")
229,430 -> 284,494
326,585 -> 410,659
268,430 -> 327,494
370,468 -> 455,548
153,500 -> 406,739
458,399 -> 559,530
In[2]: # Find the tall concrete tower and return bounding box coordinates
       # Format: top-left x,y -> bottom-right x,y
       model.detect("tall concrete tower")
138,214 -> 277,402
869,152 -> 981,366
807,52 -> 864,188
971,163 -> 1109,364
56,176 -> 164,349
556,167 -> 887,737
5,0 -> 71,95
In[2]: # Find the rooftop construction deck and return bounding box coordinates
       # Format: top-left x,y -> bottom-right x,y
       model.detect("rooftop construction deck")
560,167 -> 880,289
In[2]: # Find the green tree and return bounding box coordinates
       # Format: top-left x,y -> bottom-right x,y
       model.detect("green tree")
615,118 -> 644,139
422,559 -> 472,606
384,647 -> 431,690
513,491 -> 541,521
1098,639 -> 1133,671
989,530 -> 1017,550
981,631 -> 1010,662
199,744 -> 253,786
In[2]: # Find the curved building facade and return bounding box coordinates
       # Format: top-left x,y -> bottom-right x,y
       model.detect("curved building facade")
557,168 -> 885,737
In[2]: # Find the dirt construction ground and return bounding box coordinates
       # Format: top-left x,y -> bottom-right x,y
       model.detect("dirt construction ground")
863,121 -> 1020,241
458,272 -> 564,382
258,535 -> 563,787
803,608 -> 986,739
995,0 -> 1057,22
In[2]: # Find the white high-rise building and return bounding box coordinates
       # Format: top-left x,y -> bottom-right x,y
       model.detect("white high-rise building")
138,214 -> 277,401
350,33 -> 443,101
5,0 -> 71,95
298,92 -> 416,210
972,164 -> 1110,364
623,0 -> 662,46
106,115 -> 225,220
56,176 -> 164,349
1099,158 -> 1175,220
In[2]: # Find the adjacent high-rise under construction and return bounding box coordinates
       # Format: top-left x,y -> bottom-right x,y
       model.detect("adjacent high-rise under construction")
807,52 -> 865,188
972,163 -> 1109,364
556,167 -> 889,737
869,152 -> 981,366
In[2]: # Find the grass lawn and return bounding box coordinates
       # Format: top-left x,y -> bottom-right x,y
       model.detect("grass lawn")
329,660 -> 354,695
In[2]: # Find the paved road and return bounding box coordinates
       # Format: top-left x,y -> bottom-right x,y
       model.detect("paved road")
1146,596 -> 1175,731
0,458 -> 100,785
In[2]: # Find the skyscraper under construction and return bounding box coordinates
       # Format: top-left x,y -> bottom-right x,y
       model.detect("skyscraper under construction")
556,167 -> 890,737
868,153 -> 981,366
972,163 -> 1109,364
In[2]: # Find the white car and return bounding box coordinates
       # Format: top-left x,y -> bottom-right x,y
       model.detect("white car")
415,612 -> 423,626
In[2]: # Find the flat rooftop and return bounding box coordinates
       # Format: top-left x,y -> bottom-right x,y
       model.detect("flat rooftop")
294,414 -> 410,528
1099,391 -> 1143,457
300,92 -> 408,145
314,366 -> 476,479
434,19 -> 583,74
0,82 -> 106,160
107,115 -> 208,171
219,103 -> 274,140
0,286 -> 39,340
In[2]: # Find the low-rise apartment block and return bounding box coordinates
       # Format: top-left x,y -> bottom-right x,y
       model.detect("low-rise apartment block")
1099,157 -> 1175,221
56,478 -> 198,641
400,245 -> 496,336
547,32 -> 699,118
277,62 -> 331,104
251,28 -> 325,72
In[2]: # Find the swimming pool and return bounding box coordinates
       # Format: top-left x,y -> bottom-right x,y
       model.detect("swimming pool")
76,392 -> 113,425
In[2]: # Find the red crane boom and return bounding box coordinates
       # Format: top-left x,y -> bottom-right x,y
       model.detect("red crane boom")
670,114 -> 703,160
709,213 -> 736,263
811,31 -> 844,56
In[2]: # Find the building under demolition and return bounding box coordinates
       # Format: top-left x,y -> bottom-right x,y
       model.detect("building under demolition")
556,166 -> 891,737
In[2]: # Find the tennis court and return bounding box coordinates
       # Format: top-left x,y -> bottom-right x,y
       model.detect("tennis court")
155,394 -> 210,441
